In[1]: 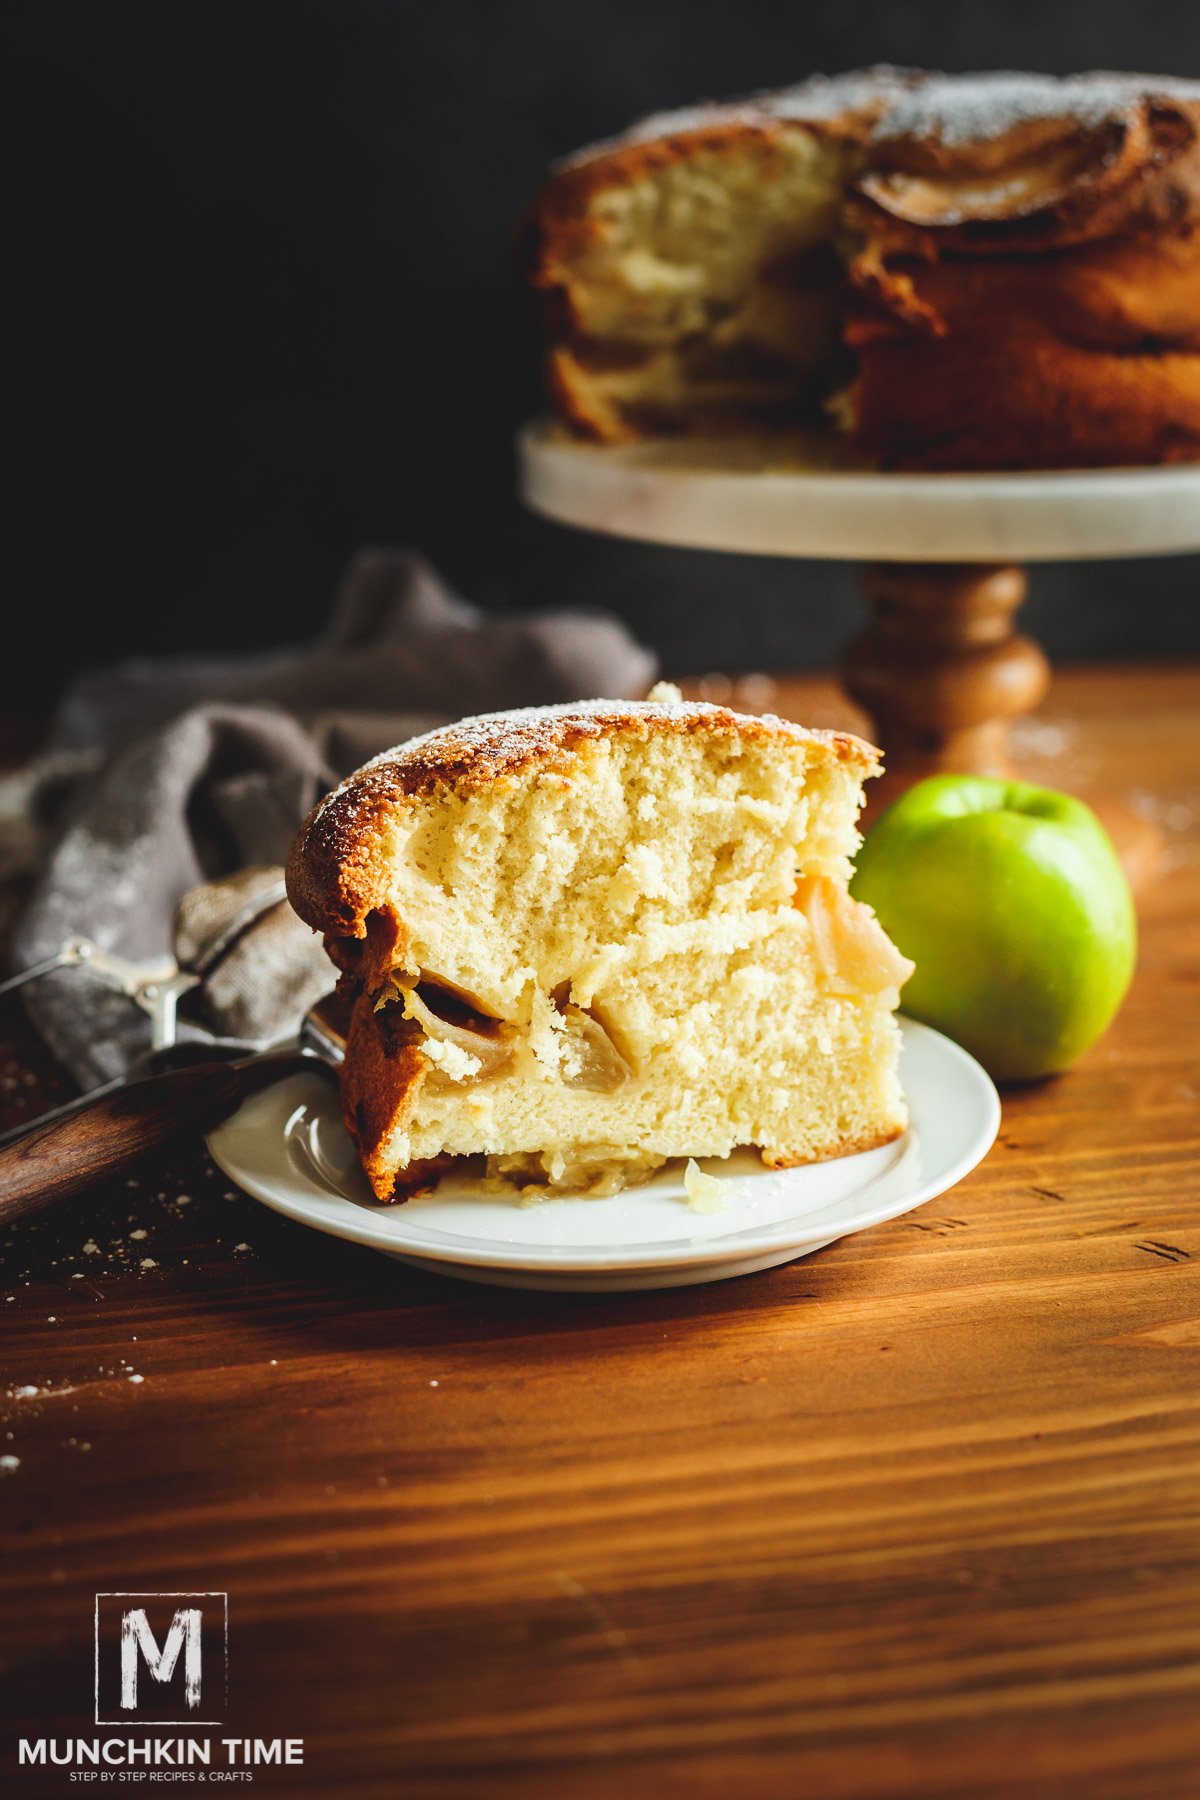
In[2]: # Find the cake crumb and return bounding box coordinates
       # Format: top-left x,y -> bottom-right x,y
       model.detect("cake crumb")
0,1455 -> 20,1473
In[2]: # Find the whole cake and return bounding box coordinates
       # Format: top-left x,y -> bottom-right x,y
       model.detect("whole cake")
286,686 -> 913,1200
519,68 -> 1200,469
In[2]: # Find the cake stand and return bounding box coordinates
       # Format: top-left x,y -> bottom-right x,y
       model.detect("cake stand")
519,422 -> 1200,877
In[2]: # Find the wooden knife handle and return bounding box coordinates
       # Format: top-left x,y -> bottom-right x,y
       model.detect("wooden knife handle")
0,1059 -> 280,1226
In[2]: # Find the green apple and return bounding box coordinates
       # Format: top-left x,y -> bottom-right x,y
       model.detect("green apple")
850,775 -> 1136,1081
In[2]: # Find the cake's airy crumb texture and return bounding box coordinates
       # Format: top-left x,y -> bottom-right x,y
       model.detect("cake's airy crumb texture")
287,690 -> 910,1200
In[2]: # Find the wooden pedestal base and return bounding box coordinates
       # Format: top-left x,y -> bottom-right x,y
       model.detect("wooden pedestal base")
841,561 -> 1161,883
842,563 -> 1050,810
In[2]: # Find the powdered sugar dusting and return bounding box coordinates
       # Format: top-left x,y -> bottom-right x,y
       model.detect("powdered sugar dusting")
876,70 -> 1200,149
365,689 -> 797,768
310,690 -> 863,830
558,66 -> 921,168
556,66 -> 1200,172
557,66 -> 921,169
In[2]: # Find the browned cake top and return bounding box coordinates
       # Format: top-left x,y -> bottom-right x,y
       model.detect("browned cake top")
286,697 -> 877,945
558,65 -> 1200,162
553,66 -> 914,164
873,69 -> 1200,147
530,65 -> 1200,246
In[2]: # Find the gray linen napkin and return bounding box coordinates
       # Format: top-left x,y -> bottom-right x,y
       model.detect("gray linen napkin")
13,550 -> 656,1089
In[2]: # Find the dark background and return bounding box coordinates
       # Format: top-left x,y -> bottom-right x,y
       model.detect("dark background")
5,0 -> 1200,716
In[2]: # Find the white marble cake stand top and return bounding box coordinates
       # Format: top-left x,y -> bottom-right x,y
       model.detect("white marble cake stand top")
518,421 -> 1200,563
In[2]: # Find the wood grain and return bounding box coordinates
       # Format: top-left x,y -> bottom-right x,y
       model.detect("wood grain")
0,1053 -> 309,1225
1,665 -> 1199,1800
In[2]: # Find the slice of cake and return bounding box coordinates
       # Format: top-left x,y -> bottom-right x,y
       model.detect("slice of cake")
286,685 -> 913,1200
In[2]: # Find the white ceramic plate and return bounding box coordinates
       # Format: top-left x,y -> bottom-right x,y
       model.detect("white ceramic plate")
207,1019 -> 999,1292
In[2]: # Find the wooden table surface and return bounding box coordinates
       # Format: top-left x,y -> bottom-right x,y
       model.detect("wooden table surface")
2,664 -> 1199,1800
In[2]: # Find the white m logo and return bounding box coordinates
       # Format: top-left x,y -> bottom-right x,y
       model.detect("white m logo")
96,1592 -> 227,1725
119,1606 -> 203,1711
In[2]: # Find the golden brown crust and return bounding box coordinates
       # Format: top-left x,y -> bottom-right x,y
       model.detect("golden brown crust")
521,68 -> 1200,468
340,991 -> 430,1201
845,86 -> 1200,467
847,233 -> 1200,469
762,1119 -> 905,1169
286,697 -> 878,955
